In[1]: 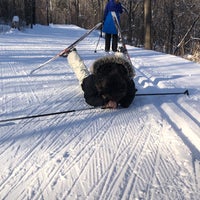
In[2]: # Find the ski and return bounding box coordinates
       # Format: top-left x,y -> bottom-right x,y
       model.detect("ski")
30,22 -> 102,74
111,11 -> 131,61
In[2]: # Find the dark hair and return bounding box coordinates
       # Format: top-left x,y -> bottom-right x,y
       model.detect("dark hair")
96,72 -> 127,102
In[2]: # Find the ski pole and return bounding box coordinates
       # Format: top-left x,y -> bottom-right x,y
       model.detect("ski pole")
0,107 -> 99,123
136,89 -> 189,96
94,33 -> 101,53
0,90 -> 189,123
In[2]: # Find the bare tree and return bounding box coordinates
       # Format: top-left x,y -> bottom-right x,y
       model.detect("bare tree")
1,0 -> 200,61
174,15 -> 200,55
144,0 -> 152,49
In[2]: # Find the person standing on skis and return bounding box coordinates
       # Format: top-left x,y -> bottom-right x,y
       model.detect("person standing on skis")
102,0 -> 123,52
65,48 -> 137,109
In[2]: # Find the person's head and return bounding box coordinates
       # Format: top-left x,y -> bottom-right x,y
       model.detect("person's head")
96,72 -> 127,102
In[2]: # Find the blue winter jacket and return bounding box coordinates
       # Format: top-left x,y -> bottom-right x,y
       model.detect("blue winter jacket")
102,0 -> 123,34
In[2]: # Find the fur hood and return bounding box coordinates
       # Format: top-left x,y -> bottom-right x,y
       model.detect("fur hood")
90,53 -> 135,78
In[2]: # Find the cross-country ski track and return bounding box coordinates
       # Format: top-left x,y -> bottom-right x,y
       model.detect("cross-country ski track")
0,24 -> 200,200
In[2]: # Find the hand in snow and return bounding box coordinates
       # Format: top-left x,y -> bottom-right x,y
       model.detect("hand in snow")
103,100 -> 117,109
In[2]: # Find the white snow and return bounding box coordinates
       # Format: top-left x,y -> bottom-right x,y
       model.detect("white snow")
0,24 -> 200,200
12,16 -> 19,22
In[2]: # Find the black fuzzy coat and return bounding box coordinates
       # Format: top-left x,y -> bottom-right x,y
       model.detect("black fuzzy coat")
81,54 -> 137,108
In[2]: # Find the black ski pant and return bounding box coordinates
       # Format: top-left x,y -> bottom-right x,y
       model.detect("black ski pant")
105,33 -> 118,52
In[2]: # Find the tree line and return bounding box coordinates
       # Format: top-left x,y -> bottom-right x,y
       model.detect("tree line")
0,0 -> 199,62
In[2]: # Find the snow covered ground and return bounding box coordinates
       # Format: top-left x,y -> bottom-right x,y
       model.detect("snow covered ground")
0,24 -> 200,200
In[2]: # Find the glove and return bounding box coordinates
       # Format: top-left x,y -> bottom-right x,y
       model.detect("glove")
60,48 -> 76,57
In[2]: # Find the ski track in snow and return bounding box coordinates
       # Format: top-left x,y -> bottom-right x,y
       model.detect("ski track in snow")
0,25 -> 200,200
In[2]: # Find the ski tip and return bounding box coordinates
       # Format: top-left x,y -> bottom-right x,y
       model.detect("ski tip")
30,70 -> 36,75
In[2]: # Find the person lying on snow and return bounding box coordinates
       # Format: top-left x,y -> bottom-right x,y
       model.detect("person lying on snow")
65,48 -> 137,109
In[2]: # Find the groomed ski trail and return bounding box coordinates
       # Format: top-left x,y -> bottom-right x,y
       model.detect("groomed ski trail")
0,24 -> 200,200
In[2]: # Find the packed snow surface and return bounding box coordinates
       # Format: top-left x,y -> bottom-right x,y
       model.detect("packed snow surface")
0,24 -> 200,200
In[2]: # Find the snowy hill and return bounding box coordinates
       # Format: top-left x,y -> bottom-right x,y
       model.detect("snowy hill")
0,24 -> 200,200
